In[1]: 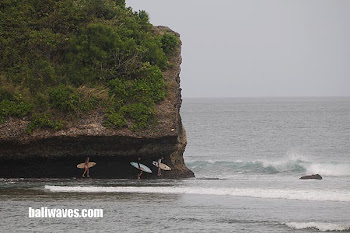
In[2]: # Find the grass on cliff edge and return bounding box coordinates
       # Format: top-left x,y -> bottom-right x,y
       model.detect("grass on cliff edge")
0,0 -> 179,132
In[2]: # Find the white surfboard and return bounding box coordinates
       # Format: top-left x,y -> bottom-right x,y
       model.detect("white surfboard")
152,161 -> 171,171
130,162 -> 152,173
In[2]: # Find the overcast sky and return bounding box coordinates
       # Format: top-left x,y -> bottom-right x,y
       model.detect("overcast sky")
126,0 -> 350,97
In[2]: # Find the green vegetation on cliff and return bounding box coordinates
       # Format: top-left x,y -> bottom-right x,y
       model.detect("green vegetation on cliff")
0,0 -> 178,131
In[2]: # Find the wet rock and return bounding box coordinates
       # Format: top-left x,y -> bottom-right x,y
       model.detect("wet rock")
300,174 -> 323,180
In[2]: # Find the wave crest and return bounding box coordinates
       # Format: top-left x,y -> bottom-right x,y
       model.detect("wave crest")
186,159 -> 350,176
285,222 -> 350,232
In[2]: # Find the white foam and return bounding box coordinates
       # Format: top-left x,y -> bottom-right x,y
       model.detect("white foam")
261,159 -> 298,172
45,186 -> 350,202
306,163 -> 350,177
286,152 -> 310,162
264,152 -> 350,176
286,222 -> 350,232
206,160 -> 216,164
187,155 -> 350,177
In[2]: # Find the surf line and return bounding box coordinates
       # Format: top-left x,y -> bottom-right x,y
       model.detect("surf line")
44,186 -> 350,202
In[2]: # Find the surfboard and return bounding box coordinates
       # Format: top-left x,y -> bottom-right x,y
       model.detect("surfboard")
130,162 -> 152,173
152,161 -> 171,171
77,162 -> 96,169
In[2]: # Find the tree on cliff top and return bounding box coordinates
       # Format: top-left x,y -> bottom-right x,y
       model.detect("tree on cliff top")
0,0 -> 179,131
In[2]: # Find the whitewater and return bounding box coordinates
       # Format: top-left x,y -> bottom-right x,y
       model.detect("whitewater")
186,158 -> 350,177
45,185 -> 350,202
1,97 -> 350,232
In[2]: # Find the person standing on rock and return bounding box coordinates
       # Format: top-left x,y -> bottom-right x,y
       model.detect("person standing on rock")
82,157 -> 90,178
137,157 -> 143,180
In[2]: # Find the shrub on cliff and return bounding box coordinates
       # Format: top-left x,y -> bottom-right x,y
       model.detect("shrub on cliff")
0,0 -> 175,132
0,99 -> 32,123
26,113 -> 64,134
0,82 -> 32,123
107,62 -> 165,129
161,33 -> 179,56
48,86 -> 80,113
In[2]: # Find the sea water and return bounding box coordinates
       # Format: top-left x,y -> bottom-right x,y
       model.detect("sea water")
1,97 -> 349,232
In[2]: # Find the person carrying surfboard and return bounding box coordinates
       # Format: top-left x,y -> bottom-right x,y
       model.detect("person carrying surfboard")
137,157 -> 143,180
157,157 -> 164,176
82,157 -> 90,177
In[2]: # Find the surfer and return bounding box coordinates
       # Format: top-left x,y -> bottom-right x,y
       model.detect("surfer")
82,157 -> 90,178
137,157 -> 143,180
157,157 -> 164,176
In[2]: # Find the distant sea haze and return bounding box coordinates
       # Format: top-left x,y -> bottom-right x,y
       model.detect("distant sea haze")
181,97 -> 350,165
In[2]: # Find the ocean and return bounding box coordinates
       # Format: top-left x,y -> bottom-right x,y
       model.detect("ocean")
1,97 -> 349,232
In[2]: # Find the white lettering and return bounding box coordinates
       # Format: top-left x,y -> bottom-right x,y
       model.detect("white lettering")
56,209 -> 62,218
34,209 -> 41,218
61,209 -> 68,218
28,207 -> 103,218
74,209 -> 80,218
82,209 -> 87,218
67,209 -> 73,218
48,208 -> 55,218
28,207 -> 34,218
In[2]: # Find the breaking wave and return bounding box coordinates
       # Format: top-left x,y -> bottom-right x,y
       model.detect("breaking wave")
45,185 -> 350,202
186,159 -> 350,176
285,222 -> 350,232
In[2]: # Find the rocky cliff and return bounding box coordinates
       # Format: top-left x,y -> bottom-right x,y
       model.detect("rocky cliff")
0,26 -> 194,179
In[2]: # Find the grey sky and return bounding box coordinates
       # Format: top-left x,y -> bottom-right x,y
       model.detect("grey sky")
126,0 -> 350,97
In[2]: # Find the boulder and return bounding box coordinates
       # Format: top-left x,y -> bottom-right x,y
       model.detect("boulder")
300,174 -> 323,180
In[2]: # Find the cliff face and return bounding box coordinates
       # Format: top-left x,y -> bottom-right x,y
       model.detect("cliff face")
0,27 -> 194,179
